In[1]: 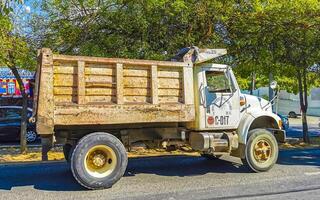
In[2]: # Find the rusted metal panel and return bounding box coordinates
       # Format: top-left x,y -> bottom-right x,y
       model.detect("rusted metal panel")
54,104 -> 195,125
116,63 -> 124,104
35,49 -> 195,133
183,67 -> 194,105
151,65 -> 158,104
53,54 -> 190,67
85,65 -> 115,75
77,61 -> 86,104
36,48 -> 55,134
53,74 -> 77,87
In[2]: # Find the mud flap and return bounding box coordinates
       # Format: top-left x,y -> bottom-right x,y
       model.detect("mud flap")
268,129 -> 286,143
41,136 -> 54,161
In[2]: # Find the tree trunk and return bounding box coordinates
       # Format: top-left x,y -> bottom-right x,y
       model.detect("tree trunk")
250,71 -> 256,95
8,66 -> 28,153
268,72 -> 274,112
297,68 -> 310,143
302,68 -> 309,143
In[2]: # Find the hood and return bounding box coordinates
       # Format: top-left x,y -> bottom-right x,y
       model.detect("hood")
244,94 -> 273,113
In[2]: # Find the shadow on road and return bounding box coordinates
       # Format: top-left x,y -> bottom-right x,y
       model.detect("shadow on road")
277,148 -> 320,167
1,149 -> 319,192
124,155 -> 246,177
0,156 -> 246,192
286,126 -> 320,138
0,162 -> 82,191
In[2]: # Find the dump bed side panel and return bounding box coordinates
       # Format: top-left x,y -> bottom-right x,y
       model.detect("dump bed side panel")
35,49 -> 195,134
35,49 -> 55,135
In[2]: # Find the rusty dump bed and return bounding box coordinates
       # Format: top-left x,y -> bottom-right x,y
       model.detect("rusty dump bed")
33,49 -> 195,135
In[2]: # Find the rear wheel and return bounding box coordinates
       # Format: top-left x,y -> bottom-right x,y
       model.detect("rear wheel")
242,129 -> 278,172
71,132 -> 127,190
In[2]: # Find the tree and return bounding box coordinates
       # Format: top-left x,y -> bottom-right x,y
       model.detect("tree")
29,0 -> 320,143
226,0 -> 320,142
30,0 -> 235,59
1,1 -> 35,153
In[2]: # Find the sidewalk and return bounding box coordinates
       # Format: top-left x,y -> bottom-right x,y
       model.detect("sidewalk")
289,116 -> 319,126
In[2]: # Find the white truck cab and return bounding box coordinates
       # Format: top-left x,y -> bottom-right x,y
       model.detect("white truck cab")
186,48 -> 285,173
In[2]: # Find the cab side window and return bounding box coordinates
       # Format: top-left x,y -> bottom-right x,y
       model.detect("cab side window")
205,71 -> 231,93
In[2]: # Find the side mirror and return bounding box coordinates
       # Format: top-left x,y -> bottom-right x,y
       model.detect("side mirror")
270,81 -> 277,90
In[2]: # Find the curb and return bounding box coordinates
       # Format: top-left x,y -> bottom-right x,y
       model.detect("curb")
0,160 -> 66,166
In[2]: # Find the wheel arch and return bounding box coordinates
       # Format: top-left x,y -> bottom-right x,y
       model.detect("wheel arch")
237,113 -> 283,145
249,115 -> 280,131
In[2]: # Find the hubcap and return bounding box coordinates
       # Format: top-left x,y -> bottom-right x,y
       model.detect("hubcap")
253,139 -> 272,163
26,131 -> 37,142
84,145 -> 117,178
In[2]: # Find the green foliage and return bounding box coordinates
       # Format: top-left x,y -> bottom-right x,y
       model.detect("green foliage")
31,0 -> 235,59
29,0 -> 320,94
0,1 -> 35,69
1,0 -> 35,153
226,0 -> 320,92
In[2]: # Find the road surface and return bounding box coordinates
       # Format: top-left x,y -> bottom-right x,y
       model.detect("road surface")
287,125 -> 320,138
0,148 -> 320,200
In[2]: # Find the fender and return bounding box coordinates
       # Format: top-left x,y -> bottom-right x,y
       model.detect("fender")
237,111 -> 283,145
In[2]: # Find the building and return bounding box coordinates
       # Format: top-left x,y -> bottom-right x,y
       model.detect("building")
0,67 -> 34,97
243,87 -> 320,117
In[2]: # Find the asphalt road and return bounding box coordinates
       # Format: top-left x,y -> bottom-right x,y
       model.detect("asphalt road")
0,148 -> 320,200
286,125 -> 320,138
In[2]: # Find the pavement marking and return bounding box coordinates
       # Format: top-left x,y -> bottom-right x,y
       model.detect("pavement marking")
305,172 -> 320,176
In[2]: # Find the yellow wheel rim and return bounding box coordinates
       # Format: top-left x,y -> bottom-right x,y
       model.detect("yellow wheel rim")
84,145 -> 117,178
253,139 -> 272,163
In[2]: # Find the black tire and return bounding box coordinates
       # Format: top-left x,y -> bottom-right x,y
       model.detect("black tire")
71,132 -> 128,190
288,111 -> 296,118
201,154 -> 222,160
242,129 -> 278,172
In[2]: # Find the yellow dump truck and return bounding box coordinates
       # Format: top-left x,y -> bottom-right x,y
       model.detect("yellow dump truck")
32,48 -> 285,189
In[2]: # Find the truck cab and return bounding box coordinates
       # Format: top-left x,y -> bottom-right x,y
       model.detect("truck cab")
185,48 -> 285,173
195,64 -> 242,130
193,62 -> 284,140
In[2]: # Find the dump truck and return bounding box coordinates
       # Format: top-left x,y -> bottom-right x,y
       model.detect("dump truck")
32,48 -> 286,190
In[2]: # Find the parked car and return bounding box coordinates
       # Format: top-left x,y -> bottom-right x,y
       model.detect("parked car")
277,114 -> 289,131
277,99 -> 301,118
0,106 -> 38,143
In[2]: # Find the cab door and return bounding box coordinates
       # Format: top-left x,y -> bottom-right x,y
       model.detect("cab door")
202,67 -> 241,130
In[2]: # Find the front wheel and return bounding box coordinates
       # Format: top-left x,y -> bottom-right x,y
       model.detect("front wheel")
242,129 -> 278,172
71,132 -> 128,190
